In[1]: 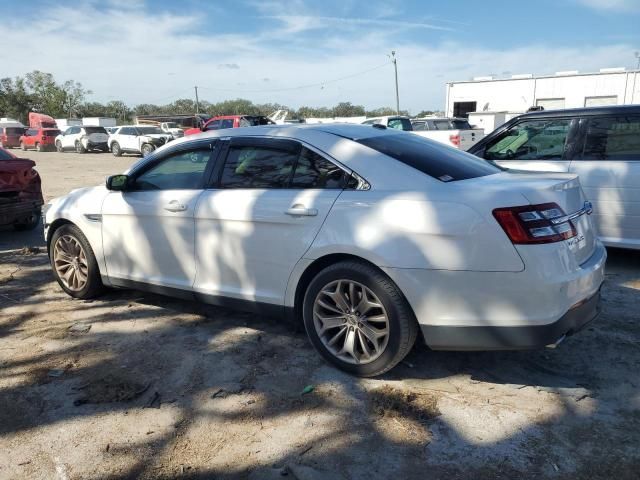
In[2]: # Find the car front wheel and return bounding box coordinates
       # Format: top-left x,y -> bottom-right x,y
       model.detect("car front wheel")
111,142 -> 122,157
50,224 -> 103,299
56,141 -> 63,152
75,141 -> 86,153
35,143 -> 42,152
141,143 -> 154,157
303,260 -> 418,377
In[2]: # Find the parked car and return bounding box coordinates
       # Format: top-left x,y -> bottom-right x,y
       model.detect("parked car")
362,115 -> 484,150
183,115 -> 275,136
160,122 -> 184,139
107,125 -> 172,157
55,126 -> 110,153
19,128 -> 61,151
0,147 -> 43,230
0,125 -> 27,149
468,105 -> 640,250
43,124 -> 605,376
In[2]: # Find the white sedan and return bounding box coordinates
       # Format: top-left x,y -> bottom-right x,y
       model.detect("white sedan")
43,124 -> 606,376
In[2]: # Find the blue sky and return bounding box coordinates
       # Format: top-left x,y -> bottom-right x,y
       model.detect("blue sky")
2,0 -> 640,113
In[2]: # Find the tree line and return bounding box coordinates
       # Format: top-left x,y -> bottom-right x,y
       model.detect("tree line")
1,71 -> 437,125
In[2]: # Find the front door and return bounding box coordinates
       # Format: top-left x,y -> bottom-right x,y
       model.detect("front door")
569,115 -> 640,248
101,145 -> 216,290
194,138 -> 348,305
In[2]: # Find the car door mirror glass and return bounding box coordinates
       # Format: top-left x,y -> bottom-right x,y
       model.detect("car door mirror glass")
106,174 -> 129,191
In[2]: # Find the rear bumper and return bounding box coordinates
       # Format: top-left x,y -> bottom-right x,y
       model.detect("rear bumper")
421,288 -> 601,350
0,200 -> 43,226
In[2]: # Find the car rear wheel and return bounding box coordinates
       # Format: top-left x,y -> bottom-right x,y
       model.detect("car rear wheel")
13,211 -> 41,231
111,142 -> 122,157
303,260 -> 418,377
50,224 -> 103,299
141,143 -> 154,157
20,141 -> 26,151
35,143 -> 42,152
56,141 -> 63,152
75,141 -> 86,153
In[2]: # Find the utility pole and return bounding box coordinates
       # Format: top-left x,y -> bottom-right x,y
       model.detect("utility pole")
389,51 -> 400,114
194,86 -> 200,114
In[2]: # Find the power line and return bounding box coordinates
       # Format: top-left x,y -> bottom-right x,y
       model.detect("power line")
197,62 -> 391,94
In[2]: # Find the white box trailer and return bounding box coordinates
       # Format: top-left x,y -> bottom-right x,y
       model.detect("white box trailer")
467,112 -> 508,135
55,118 -> 82,130
82,117 -> 116,127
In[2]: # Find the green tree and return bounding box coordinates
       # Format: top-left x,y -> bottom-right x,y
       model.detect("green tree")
0,76 -> 33,123
332,102 -> 365,117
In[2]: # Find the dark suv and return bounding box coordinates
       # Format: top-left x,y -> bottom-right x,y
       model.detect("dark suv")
468,105 -> 640,250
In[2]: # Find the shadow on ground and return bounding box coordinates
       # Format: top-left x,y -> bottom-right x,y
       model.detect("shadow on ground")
0,245 -> 639,479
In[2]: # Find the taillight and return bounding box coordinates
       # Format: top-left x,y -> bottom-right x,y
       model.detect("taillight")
493,202 -> 576,244
41,135 -> 46,141
449,134 -> 460,147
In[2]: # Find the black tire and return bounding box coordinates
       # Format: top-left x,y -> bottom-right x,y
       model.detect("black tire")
49,223 -> 103,299
302,260 -> 418,377
13,212 -> 41,231
141,143 -> 154,157
20,141 -> 26,151
56,141 -> 63,153
111,142 -> 122,157
35,142 -> 42,152
75,141 -> 86,153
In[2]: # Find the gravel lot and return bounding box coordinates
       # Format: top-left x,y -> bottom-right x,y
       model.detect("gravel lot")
1,150 -> 639,479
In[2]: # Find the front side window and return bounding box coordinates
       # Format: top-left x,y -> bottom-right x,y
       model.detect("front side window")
120,127 -> 135,135
582,116 -> 640,160
220,119 -> 235,129
220,146 -> 297,188
291,147 -> 348,189
484,119 -> 572,161
205,120 -> 221,131
133,149 -> 212,190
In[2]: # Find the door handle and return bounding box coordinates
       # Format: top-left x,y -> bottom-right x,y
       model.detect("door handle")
164,200 -> 187,212
285,204 -> 318,217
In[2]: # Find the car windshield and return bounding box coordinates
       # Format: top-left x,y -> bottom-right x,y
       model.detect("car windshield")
357,132 -> 500,182
165,122 -> 179,128
137,127 -> 163,134
451,119 -> 472,130
45,130 -> 60,136
84,127 -> 107,134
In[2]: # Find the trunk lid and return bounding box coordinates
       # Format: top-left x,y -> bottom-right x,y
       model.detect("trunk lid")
472,171 -> 597,264
87,132 -> 109,143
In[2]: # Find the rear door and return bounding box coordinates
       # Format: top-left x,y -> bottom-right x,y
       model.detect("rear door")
193,137 -> 348,305
482,118 -> 577,172
569,114 -> 640,248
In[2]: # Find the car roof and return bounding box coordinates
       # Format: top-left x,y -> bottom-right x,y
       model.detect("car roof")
517,104 -> 640,119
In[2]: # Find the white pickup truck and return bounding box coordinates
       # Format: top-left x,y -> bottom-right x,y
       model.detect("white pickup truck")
361,116 -> 485,151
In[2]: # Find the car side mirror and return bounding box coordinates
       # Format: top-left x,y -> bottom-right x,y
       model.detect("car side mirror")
106,174 -> 129,191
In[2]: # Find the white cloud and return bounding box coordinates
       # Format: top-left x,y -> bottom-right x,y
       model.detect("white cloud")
0,1 -> 637,112
575,0 -> 640,11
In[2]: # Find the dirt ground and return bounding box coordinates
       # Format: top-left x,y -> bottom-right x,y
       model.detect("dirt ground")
1,150 -> 639,479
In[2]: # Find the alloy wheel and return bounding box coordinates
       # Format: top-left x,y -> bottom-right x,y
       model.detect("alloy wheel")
313,279 -> 390,364
53,235 -> 89,292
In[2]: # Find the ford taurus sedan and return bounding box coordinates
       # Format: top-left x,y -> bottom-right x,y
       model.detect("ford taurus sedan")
43,124 -> 606,376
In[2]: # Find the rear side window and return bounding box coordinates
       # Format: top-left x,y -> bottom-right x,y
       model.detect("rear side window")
220,146 -> 297,188
357,133 -> 499,182
583,116 -> 640,160
291,147 -> 348,189
484,119 -> 572,161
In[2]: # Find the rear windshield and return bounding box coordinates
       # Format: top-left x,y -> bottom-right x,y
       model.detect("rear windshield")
239,116 -> 273,127
451,119 -> 472,130
357,133 -> 500,182
44,130 -> 60,136
5,127 -> 25,135
83,126 -> 107,134
0,149 -> 15,160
